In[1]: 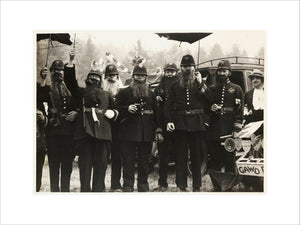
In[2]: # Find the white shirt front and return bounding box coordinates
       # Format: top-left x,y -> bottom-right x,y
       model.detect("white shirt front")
252,88 -> 264,110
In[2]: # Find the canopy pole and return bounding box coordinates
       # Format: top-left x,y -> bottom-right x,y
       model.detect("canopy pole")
197,39 -> 200,68
45,34 -> 51,68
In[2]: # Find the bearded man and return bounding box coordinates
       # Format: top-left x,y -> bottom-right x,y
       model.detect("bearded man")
165,55 -> 213,192
115,64 -> 163,192
74,69 -> 118,192
207,60 -> 244,192
102,64 -> 124,191
46,60 -> 79,192
154,63 -> 178,191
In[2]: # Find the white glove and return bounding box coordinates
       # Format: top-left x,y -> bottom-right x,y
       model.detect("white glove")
105,109 -> 115,119
166,122 -> 175,132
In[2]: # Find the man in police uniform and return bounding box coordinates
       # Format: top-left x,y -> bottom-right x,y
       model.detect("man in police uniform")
115,64 -> 163,192
154,62 -> 178,191
74,69 -> 118,192
207,59 -> 244,191
165,55 -> 213,192
46,60 -> 79,192
102,64 -> 124,191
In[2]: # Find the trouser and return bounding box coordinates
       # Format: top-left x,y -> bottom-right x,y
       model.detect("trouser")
47,135 -> 75,192
36,149 -> 46,192
208,140 -> 235,188
110,138 -> 122,189
77,137 -> 108,192
175,131 -> 206,189
157,132 -> 176,187
120,141 -> 152,192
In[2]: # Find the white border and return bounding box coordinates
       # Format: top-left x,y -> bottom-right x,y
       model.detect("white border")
1,1 -> 299,224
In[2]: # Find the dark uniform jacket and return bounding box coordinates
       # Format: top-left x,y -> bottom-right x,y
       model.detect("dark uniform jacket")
115,86 -> 161,142
46,66 -> 79,136
154,77 -> 177,126
74,88 -> 116,141
164,80 -> 213,132
207,80 -> 244,140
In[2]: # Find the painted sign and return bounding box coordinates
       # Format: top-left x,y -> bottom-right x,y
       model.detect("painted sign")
236,161 -> 264,177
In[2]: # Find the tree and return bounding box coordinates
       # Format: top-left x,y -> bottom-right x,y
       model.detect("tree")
228,43 -> 241,57
256,47 -> 264,58
207,43 -> 224,60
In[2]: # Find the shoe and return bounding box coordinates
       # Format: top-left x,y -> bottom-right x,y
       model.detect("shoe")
111,188 -> 122,192
193,188 -> 201,192
122,187 -> 134,192
177,187 -> 187,192
153,186 -> 168,192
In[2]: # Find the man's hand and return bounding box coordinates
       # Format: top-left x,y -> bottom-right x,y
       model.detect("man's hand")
69,49 -> 76,61
195,71 -> 202,84
104,109 -> 115,119
156,96 -> 163,102
65,111 -> 78,122
166,122 -> 175,132
36,110 -> 45,123
128,104 -> 138,114
155,133 -> 164,143
211,104 -> 220,112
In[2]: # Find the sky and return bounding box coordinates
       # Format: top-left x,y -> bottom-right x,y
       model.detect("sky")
73,30 -> 266,57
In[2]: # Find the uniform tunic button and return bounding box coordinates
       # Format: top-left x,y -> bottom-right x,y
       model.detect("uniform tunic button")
187,102 -> 190,105
221,113 -> 224,115
63,106 -> 66,109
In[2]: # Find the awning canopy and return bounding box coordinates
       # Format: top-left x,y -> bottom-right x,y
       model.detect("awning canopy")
155,32 -> 212,44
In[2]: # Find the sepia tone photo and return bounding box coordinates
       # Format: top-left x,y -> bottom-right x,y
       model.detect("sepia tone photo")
35,30 -> 265,193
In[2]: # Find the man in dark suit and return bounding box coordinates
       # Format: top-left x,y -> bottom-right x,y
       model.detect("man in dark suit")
165,55 -> 213,192
207,60 -> 244,191
115,64 -> 163,192
74,69 -> 118,192
102,64 -> 124,192
154,63 -> 178,191
46,60 -> 79,192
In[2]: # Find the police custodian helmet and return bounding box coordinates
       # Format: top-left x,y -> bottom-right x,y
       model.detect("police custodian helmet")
164,63 -> 178,72
180,54 -> 195,67
132,64 -> 147,76
105,64 -> 119,77
50,60 -> 64,71
217,60 -> 231,71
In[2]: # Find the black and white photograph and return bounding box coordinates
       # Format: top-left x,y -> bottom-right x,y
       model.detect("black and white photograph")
1,1 -> 299,225
35,30 -> 266,193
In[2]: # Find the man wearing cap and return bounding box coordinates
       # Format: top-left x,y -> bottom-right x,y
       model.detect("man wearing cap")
154,62 -> 178,191
165,55 -> 213,192
46,59 -> 79,192
207,60 -> 244,191
74,69 -> 118,192
102,64 -> 124,191
36,67 -> 50,191
115,64 -> 163,192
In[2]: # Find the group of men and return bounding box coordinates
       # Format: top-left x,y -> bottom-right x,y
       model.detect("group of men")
36,50 -> 264,192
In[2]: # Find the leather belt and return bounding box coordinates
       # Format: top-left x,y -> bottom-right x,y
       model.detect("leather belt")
140,110 -> 154,115
176,109 -> 204,115
222,107 -> 234,112
84,108 -> 104,113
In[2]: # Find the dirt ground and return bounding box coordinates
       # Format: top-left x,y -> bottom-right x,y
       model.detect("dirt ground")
39,154 -> 251,193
